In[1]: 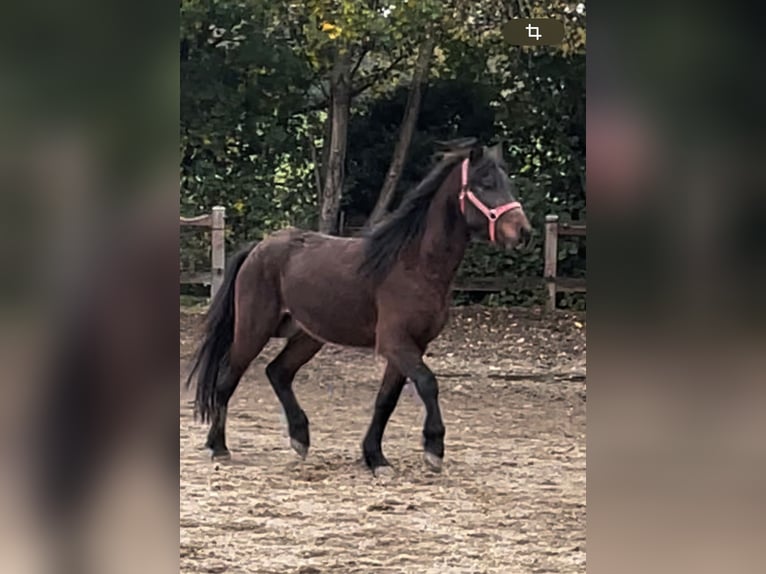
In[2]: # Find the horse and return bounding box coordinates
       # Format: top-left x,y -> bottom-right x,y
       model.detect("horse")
185,139 -> 531,474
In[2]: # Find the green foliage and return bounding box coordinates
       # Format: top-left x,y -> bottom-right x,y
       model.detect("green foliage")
181,0 -> 586,309
181,0 -> 319,246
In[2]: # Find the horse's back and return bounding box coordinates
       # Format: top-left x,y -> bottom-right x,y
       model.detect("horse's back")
253,227 -> 354,260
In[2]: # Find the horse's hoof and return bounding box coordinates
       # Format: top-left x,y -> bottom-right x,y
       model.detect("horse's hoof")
424,452 -> 443,472
290,438 -> 309,459
373,464 -> 395,478
208,448 -> 231,461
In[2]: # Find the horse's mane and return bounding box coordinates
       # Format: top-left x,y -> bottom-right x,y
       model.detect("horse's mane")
359,141 -> 476,282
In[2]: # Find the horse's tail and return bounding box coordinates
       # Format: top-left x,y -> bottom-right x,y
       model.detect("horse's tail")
185,243 -> 253,423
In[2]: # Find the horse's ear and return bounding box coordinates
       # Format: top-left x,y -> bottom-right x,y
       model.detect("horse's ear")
469,145 -> 484,162
487,143 -> 503,161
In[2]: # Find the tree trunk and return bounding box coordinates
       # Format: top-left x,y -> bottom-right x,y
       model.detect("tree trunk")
316,93 -> 333,224
319,92 -> 333,190
368,37 -> 435,226
319,52 -> 352,234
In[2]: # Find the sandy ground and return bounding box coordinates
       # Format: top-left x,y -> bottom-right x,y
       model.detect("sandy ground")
180,306 -> 586,573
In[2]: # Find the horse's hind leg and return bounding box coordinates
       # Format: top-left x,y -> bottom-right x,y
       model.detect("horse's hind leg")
206,277 -> 280,459
205,362 -> 251,459
265,330 -> 323,458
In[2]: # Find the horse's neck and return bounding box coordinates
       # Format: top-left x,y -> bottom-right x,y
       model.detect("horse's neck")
419,169 -> 469,284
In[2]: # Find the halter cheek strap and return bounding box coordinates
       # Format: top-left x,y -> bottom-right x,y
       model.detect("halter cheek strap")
459,158 -> 522,243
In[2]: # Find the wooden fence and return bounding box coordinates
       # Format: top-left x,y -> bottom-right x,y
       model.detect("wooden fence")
180,206 -> 225,299
544,214 -> 586,312
179,208 -> 585,310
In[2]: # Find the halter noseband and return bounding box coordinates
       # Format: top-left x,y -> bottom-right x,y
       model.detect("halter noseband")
459,158 -> 522,243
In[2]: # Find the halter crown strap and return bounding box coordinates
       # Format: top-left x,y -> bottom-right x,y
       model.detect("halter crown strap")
459,158 -> 522,243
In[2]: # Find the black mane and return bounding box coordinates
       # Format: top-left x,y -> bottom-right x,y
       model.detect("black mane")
358,151 -> 467,282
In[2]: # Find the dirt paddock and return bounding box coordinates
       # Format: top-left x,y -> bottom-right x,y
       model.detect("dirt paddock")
180,306 -> 586,573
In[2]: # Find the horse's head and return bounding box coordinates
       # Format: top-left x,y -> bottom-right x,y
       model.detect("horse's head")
460,143 -> 531,250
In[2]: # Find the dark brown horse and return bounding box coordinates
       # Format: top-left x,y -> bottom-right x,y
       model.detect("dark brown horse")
186,140 -> 531,474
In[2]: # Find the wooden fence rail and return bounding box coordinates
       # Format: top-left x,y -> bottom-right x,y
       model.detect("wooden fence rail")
180,206 -> 225,299
179,208 -> 584,309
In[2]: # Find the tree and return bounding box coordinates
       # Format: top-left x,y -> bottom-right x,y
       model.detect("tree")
368,35 -> 435,225
295,0 -> 446,233
319,49 -> 352,232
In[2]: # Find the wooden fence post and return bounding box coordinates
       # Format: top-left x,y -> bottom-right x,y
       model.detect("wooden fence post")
210,206 -> 226,299
544,214 -> 559,312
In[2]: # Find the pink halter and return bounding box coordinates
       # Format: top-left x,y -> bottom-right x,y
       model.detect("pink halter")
459,158 -> 522,243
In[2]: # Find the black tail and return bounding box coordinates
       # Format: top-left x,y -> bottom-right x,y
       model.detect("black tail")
185,243 -> 253,423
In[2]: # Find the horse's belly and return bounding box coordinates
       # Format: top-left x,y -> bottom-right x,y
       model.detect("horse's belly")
284,295 -> 376,347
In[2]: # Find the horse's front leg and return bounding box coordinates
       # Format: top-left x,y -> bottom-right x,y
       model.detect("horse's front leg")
362,362 -> 406,474
379,341 -> 445,472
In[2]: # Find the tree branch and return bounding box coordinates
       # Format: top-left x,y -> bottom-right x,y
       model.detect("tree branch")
351,53 -> 407,96
350,41 -> 374,80
293,52 -> 406,116
308,136 -> 323,197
